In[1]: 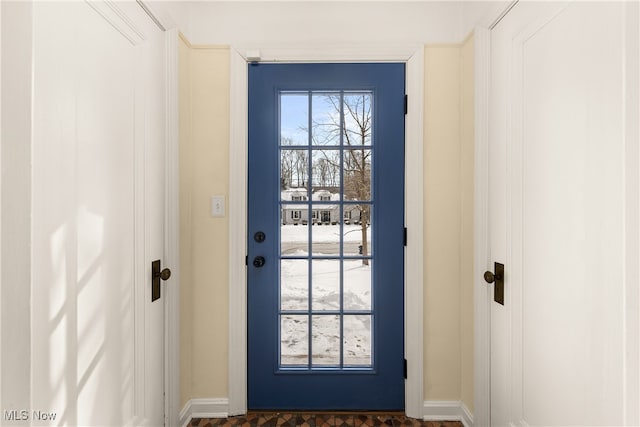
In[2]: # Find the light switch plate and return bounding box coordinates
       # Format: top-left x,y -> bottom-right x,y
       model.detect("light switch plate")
211,196 -> 225,217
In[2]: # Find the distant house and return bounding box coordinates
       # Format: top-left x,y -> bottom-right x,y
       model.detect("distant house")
280,188 -> 362,225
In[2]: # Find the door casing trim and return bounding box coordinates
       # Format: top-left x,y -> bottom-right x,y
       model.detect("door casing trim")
165,27 -> 181,427
473,26 -> 491,427
228,44 -> 424,418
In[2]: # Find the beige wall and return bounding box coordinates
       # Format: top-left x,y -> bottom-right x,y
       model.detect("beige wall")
179,36 -> 474,413
179,38 -> 231,407
422,37 -> 475,411
423,45 -> 462,401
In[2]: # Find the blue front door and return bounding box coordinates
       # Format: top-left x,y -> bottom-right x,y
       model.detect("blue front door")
248,63 -> 405,410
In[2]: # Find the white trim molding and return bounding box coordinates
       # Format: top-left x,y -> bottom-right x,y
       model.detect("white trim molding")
164,27 -> 181,427
228,43 -> 425,417
624,1 -> 640,424
0,0 -> 3,414
404,47 -> 425,420
473,26 -> 491,427
233,43 -> 424,64
179,398 -> 230,427
228,47 -> 249,417
461,403 -> 474,427
423,400 -> 474,427
84,0 -> 146,45
0,0 -> 32,416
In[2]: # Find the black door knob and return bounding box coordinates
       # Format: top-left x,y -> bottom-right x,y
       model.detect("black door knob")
253,256 -> 266,268
484,270 -> 495,283
483,262 -> 505,305
159,268 -> 171,281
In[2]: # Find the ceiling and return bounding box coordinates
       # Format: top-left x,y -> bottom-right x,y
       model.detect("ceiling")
149,1 -> 511,45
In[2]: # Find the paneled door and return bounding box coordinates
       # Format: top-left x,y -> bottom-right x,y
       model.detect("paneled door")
487,2 -> 638,425
28,2 -> 168,425
248,63 -> 405,410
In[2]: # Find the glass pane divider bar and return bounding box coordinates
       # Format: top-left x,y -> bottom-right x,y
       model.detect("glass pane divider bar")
306,90 -> 313,368
279,311 -> 373,315
339,91 -> 345,368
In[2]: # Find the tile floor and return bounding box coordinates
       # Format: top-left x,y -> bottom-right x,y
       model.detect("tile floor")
189,413 -> 463,427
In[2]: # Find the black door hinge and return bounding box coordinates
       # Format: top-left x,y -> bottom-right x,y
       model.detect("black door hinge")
403,358 -> 407,379
245,255 -> 248,266
403,227 -> 407,246
404,95 -> 408,114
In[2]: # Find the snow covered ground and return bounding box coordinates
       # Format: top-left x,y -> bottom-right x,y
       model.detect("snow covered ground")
279,224 -> 373,367
281,223 -> 372,256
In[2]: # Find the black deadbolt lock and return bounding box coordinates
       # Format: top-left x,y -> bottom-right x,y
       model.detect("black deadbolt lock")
253,256 -> 266,268
254,231 -> 266,243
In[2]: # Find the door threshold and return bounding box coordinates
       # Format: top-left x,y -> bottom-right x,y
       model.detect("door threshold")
247,411 -> 406,416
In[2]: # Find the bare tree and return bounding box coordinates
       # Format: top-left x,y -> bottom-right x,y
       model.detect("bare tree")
313,156 -> 330,187
312,151 -> 341,188
311,93 -> 372,265
280,138 -> 295,189
281,137 -> 311,190
293,150 -> 308,188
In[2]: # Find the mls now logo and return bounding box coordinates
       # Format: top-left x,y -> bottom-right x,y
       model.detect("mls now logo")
4,410 -> 57,421
3,410 -> 29,421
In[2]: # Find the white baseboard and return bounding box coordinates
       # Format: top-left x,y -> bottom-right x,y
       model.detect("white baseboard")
461,403 -> 474,427
423,400 -> 474,427
180,398 -> 474,427
179,398 -> 229,427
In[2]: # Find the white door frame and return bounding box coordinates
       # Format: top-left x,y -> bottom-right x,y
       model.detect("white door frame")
164,27 -> 181,427
473,26 -> 491,427
228,44 -> 425,418
129,3 -> 181,425
88,6 -> 179,425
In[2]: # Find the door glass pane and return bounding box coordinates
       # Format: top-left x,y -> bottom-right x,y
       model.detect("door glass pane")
343,260 -> 372,310
281,260 -> 309,310
281,149 -> 309,193
343,149 -> 372,201
312,315 -> 340,366
281,315 -> 309,366
312,93 -> 340,146
312,149 -> 341,195
311,204 -> 340,256
343,315 -> 372,366
312,260 -> 340,311
280,93 -> 308,146
343,206 -> 372,257
281,221 -> 309,256
343,93 -> 372,146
